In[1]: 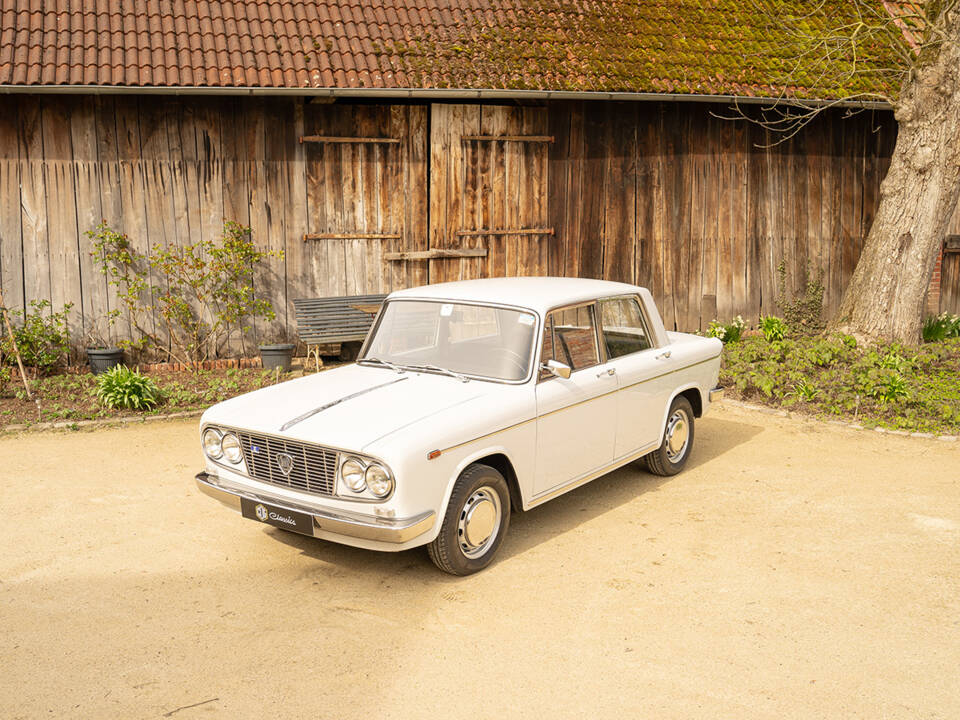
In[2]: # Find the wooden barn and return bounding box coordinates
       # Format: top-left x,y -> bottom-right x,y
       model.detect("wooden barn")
1,1 -> 958,351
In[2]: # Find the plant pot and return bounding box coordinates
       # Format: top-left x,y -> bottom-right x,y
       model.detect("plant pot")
87,347 -> 124,375
259,344 -> 295,372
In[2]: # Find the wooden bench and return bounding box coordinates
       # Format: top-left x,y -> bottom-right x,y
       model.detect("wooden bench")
293,294 -> 387,369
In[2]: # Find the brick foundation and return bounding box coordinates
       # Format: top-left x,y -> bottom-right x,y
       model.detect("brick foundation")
927,247 -> 944,316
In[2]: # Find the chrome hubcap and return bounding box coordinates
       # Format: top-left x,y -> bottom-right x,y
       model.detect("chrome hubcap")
457,486 -> 502,559
665,409 -> 690,462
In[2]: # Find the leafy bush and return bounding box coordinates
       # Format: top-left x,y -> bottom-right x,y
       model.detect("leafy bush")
89,221 -> 282,370
922,313 -> 960,342
760,315 -> 787,342
1,300 -> 73,377
707,315 -> 745,344
775,262 -> 824,333
0,365 -> 10,395
96,365 -> 162,410
720,334 -> 960,434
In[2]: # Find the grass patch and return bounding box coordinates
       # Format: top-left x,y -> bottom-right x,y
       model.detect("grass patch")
721,333 -> 960,434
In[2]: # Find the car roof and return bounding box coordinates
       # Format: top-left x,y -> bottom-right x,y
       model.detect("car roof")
387,276 -> 645,315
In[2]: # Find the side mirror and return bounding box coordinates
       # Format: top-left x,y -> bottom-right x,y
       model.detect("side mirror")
541,359 -> 572,379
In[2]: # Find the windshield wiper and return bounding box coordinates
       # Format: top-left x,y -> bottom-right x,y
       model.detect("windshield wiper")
404,363 -> 470,383
358,356 -> 405,374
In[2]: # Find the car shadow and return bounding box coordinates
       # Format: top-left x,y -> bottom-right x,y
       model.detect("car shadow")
264,414 -> 764,577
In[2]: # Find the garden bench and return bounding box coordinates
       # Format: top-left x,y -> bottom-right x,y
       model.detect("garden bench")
293,294 -> 387,369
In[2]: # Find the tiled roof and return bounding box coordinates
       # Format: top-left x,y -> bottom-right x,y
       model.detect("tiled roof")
0,1 -> 902,100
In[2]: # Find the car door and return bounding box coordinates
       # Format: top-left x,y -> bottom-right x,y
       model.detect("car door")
533,302 -> 617,496
598,295 -> 674,458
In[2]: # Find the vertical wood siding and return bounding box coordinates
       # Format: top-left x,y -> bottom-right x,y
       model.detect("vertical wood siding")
547,101 -> 900,329
0,94 -> 932,352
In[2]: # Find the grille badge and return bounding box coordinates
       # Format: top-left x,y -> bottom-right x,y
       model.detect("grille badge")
276,452 -> 294,476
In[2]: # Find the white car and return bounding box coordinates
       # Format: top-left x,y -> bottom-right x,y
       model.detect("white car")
196,277 -> 723,574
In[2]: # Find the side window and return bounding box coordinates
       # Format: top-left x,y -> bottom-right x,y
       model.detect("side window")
540,304 -> 599,376
600,297 -> 651,359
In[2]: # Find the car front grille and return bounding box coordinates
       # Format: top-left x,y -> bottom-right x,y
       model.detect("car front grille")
236,431 -> 338,496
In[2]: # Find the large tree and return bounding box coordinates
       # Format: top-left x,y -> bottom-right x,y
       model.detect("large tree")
753,0 -> 960,343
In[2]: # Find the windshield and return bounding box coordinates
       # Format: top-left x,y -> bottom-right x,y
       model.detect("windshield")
361,300 -> 538,382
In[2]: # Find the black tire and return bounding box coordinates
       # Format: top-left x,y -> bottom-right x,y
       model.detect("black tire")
645,395 -> 696,477
428,463 -> 511,576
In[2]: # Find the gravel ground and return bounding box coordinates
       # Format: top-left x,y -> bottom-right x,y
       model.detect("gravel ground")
1,404 -> 958,719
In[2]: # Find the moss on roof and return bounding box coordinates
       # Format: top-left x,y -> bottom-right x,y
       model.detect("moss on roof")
385,0 -> 907,100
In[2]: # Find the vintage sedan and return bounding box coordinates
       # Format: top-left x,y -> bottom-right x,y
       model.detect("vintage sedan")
196,277 -> 723,574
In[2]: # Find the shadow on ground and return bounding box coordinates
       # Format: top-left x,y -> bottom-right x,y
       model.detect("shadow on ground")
266,415 -> 764,578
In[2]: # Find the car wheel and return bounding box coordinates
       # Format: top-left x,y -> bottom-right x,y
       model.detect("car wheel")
645,395 -> 695,477
428,463 -> 511,575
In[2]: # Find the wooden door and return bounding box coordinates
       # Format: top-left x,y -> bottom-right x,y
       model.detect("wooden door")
428,104 -> 551,283
301,104 -> 428,297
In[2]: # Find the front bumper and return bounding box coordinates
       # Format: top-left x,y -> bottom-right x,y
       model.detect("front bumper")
195,472 -> 435,544
709,386 -> 724,403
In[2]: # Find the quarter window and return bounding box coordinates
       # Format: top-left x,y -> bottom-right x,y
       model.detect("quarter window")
540,304 -> 599,375
599,297 -> 651,359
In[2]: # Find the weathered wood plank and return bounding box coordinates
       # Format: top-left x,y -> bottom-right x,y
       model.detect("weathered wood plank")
262,99 -> 291,335
39,96 -> 83,334
0,97 -> 24,315
406,105 -> 429,289
578,105 -> 606,282
385,248 -> 487,261
302,100 -> 330,301
70,95 -> 106,339
601,103 -> 636,284
300,135 -> 400,144
481,105 -> 508,279
93,95 -> 132,343
18,99 -> 51,312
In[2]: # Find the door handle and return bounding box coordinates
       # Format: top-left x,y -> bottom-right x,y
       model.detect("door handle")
596,367 -> 616,377
656,350 -> 672,360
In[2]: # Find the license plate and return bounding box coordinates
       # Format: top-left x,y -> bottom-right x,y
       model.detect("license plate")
240,497 -> 314,536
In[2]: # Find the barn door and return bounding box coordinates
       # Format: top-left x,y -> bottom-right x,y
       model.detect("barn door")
428,104 -> 551,283
301,104 -> 428,296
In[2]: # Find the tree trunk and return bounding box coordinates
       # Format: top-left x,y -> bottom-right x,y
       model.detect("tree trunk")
831,6 -> 960,344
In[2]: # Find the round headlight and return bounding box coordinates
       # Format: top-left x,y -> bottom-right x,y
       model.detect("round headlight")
365,463 -> 394,498
202,428 -> 223,459
221,433 -> 243,464
341,457 -> 366,492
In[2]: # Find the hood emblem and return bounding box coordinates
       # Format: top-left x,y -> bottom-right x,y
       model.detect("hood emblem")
276,452 -> 294,476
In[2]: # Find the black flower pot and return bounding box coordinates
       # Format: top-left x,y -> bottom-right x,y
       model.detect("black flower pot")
87,347 -> 124,375
259,344 -> 295,372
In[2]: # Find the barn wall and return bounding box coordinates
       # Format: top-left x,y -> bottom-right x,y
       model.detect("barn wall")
547,101 -> 900,329
0,93 -> 911,354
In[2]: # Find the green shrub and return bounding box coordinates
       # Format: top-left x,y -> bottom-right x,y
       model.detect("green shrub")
0,365 -> 10,395
760,315 -> 787,342
89,220 -> 282,370
922,313 -> 960,342
707,315 -> 745,344
1,300 -> 73,377
775,262 -> 824,333
96,365 -> 162,410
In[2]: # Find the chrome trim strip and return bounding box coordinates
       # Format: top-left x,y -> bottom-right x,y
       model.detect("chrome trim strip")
279,376 -> 408,431
195,472 -> 434,544
526,441 -> 659,509
437,354 -> 721,455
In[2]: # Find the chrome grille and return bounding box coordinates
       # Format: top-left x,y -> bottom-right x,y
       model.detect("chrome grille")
237,432 -> 338,496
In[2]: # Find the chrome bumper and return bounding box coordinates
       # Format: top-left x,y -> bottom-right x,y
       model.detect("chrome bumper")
195,472 -> 435,544
709,386 -> 725,403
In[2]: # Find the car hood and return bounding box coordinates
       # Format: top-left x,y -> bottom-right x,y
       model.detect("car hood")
201,364 -> 489,453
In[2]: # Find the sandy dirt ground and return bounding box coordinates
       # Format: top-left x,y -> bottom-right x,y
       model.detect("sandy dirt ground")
1,404 -> 958,719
